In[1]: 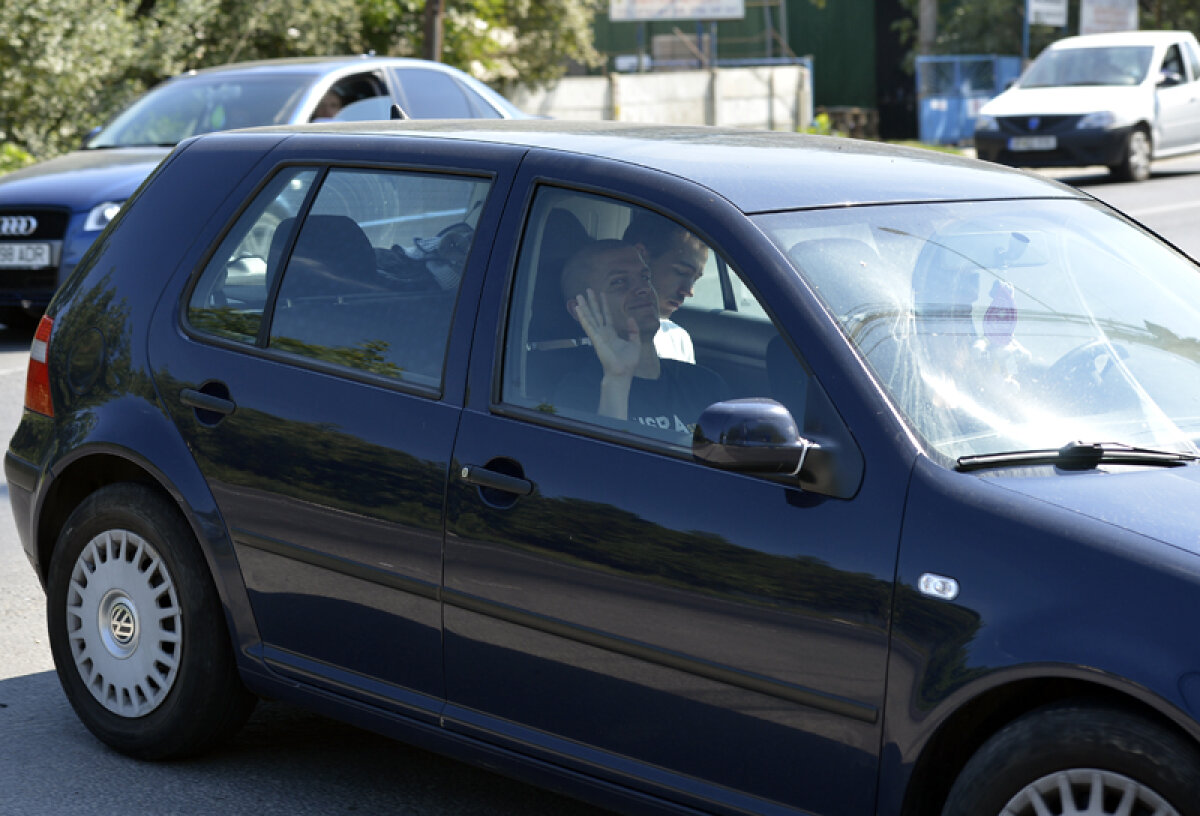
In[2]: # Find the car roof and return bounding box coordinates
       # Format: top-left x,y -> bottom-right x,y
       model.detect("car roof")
180,55 -> 463,79
165,55 -> 527,119
242,119 -> 1086,213
1048,30 -> 1197,50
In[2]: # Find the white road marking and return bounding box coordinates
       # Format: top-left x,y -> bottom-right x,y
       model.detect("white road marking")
1123,200 -> 1200,218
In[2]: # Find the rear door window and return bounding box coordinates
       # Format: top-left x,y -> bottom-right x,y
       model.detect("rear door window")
1184,40 -> 1200,82
187,165 -> 492,389
392,68 -> 496,118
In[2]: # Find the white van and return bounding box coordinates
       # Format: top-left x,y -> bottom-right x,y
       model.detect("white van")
974,31 -> 1200,181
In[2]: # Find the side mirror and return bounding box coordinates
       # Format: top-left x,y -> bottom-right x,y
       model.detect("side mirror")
81,126 -> 102,148
693,398 -> 809,474
692,398 -> 857,497
1158,70 -> 1184,88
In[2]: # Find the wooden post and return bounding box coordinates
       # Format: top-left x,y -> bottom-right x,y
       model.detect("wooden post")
423,0 -> 444,62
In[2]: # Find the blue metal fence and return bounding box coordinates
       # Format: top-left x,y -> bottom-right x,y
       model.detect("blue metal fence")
916,55 -> 1022,145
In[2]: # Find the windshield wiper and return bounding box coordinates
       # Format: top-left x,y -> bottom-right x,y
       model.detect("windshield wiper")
957,441 -> 1199,472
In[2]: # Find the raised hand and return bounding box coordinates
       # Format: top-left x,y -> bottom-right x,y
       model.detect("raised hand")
574,288 -> 640,379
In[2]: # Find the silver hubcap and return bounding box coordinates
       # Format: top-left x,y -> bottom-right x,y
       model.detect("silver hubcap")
1128,131 -> 1151,178
1002,768 -> 1178,816
67,530 -> 182,717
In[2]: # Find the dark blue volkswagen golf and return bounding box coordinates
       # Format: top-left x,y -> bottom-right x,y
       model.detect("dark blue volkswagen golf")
8,120 -> 1200,816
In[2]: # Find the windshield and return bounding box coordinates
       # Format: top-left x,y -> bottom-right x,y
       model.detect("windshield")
1020,45 -> 1153,88
754,199 -> 1200,462
89,73 -> 311,148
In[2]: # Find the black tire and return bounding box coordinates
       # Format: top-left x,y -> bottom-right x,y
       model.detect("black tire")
942,702 -> 1200,816
1109,126 -> 1152,182
46,483 -> 255,759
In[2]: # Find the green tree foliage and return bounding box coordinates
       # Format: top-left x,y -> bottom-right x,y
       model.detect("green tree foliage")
134,0 -> 365,72
475,0 -> 604,87
0,1 -> 142,156
1142,0 -> 1200,30
0,143 -> 34,173
360,0 -> 604,87
0,0 -> 367,158
361,0 -> 424,56
1,0 -> 602,163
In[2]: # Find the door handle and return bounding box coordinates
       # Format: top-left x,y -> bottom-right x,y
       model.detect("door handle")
180,387 -> 236,417
460,464 -> 533,496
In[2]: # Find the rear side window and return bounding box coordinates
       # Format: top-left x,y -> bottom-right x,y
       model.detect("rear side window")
688,252 -> 769,319
188,166 -> 491,389
1186,41 -> 1200,82
393,68 -> 494,118
188,167 -> 317,342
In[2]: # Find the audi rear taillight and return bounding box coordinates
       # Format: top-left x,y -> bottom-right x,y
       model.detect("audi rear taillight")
25,315 -> 53,417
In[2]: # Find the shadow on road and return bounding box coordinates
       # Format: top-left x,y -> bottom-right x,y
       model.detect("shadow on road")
0,669 -> 612,815
1050,169 -> 1114,187
0,317 -> 35,353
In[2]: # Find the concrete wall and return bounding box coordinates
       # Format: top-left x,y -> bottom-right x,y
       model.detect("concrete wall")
511,65 -> 812,132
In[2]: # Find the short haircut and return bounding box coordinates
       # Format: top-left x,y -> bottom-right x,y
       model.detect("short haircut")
560,239 -> 633,303
622,209 -> 706,260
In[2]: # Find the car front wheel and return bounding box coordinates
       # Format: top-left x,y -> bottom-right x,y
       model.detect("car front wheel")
941,702 -> 1200,816
1110,127 -> 1152,182
46,483 -> 255,759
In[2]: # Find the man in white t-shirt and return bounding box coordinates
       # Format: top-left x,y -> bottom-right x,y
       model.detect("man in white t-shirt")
654,318 -> 693,362
622,211 -> 708,364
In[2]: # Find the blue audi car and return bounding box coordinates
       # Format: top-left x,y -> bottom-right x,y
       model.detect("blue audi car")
0,56 -> 528,324
9,120 -> 1200,815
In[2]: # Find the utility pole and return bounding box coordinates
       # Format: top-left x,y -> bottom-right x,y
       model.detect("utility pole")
918,0 -> 937,55
423,0 -> 445,62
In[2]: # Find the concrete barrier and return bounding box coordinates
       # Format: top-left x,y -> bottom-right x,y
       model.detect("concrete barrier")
511,65 -> 813,132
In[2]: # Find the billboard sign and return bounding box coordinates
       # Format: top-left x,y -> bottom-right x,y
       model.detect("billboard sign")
1028,0 -> 1068,27
1081,0 -> 1138,34
609,0 -> 746,21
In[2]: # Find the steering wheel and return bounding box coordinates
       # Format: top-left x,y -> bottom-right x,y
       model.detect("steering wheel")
1043,339 -> 1132,411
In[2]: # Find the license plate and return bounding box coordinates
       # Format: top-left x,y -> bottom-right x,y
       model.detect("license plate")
0,242 -> 51,268
1009,135 -> 1057,152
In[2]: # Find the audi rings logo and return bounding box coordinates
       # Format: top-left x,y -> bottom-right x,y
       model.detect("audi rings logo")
0,216 -> 38,237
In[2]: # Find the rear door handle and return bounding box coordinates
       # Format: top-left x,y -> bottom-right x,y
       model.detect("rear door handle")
460,465 -> 533,496
180,387 -> 236,417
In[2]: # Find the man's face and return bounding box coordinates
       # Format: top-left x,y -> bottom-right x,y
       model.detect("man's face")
313,90 -> 343,120
646,242 -> 706,318
583,245 -> 660,337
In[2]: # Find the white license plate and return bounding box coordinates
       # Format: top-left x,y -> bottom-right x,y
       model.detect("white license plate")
1009,135 -> 1057,152
0,242 -> 51,268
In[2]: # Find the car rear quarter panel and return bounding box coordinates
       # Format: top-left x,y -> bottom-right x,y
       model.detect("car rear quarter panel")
14,132 -> 292,664
880,456 -> 1200,814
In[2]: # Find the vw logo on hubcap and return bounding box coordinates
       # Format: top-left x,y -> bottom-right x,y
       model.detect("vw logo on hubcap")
108,601 -> 137,645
